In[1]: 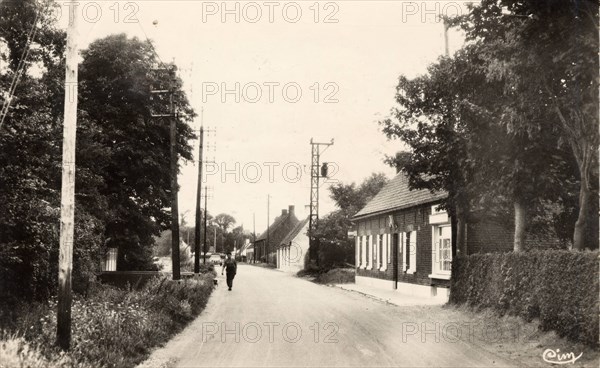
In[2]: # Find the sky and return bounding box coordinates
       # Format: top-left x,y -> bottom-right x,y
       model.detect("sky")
55,0 -> 468,234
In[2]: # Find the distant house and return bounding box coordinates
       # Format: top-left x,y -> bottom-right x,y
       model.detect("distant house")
254,205 -> 300,264
276,217 -> 310,273
352,172 -> 535,302
236,239 -> 252,262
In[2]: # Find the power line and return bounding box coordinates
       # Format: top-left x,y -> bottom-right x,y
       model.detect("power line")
0,1 -> 45,130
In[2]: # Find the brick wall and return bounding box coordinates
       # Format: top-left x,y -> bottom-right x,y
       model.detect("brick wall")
356,203 -> 450,288
467,220 -> 566,254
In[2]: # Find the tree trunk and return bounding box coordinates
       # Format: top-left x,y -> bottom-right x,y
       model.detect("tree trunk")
454,202 -> 468,255
573,181 -> 592,250
450,208 -> 457,258
513,200 -> 527,252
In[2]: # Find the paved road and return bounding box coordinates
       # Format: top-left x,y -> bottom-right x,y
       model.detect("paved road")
139,265 -> 516,368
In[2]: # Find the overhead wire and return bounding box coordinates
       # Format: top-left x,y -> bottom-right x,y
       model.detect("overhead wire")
0,0 -> 44,130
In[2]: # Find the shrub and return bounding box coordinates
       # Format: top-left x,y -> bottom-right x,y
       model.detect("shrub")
315,268 -> 355,284
449,250 -> 599,347
0,271 -> 215,368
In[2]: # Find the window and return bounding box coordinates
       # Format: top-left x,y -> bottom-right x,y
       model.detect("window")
400,232 -> 406,271
372,235 -> 377,267
378,234 -> 384,269
357,236 -> 362,267
366,236 -> 371,269
407,231 -> 417,274
432,225 -> 452,276
387,234 -> 391,264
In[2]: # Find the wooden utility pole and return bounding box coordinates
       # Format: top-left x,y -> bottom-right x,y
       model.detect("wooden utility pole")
194,109 -> 204,273
57,0 -> 79,351
169,87 -> 181,280
203,185 -> 208,263
152,66 -> 181,280
266,194 -> 270,264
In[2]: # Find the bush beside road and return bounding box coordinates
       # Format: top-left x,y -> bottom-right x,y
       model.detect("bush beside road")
0,271 -> 215,368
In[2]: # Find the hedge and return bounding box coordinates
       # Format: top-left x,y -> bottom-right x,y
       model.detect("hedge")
449,250 -> 599,347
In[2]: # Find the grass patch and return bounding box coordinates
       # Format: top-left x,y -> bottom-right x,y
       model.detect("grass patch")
0,271 -> 215,368
297,266 -> 355,284
315,268 -> 355,284
437,304 -> 600,367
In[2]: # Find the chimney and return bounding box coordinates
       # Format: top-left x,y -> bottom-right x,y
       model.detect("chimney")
288,205 -> 295,217
282,209 -> 288,216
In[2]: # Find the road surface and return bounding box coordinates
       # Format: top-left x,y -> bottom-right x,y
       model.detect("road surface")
139,265 -> 517,367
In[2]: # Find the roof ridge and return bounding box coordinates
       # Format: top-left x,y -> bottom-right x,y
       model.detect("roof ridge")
353,172 -> 447,219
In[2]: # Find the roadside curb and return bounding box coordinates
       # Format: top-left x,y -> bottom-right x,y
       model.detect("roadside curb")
327,284 -> 399,306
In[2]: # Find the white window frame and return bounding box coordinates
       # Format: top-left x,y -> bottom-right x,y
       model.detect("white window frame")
400,232 -> 407,272
380,234 -> 388,271
356,236 -> 360,268
376,234 -> 381,271
429,225 -> 452,279
407,231 -> 417,274
386,233 -> 391,265
361,236 -> 367,269
368,235 -> 374,270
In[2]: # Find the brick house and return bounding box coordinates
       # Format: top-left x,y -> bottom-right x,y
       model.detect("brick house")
276,217 -> 309,273
254,205 -> 299,264
352,173 -> 538,302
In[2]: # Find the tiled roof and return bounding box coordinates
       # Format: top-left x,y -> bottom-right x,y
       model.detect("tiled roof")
353,173 -> 447,219
256,212 -> 299,241
278,217 -> 309,247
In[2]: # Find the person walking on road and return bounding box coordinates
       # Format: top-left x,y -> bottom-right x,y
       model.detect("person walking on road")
221,252 -> 237,291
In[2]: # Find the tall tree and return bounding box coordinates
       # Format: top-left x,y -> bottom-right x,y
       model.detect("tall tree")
381,43 -> 568,252
452,0 -> 599,249
78,34 -> 197,269
0,0 -> 104,301
214,213 -> 236,234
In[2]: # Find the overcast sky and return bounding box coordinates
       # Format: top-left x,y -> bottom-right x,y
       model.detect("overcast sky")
57,0 -> 468,234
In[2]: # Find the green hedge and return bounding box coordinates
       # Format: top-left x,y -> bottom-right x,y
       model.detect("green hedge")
449,250 -> 599,347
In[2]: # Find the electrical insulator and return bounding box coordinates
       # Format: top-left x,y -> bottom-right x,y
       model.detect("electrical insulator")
321,162 -> 328,178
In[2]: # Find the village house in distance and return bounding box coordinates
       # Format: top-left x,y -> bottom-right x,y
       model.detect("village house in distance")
352,172 -> 557,302
276,217 -> 310,273
253,205 -> 299,264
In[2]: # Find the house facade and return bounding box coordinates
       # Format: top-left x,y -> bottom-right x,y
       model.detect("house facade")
254,205 -> 299,264
276,218 -> 309,273
352,173 -> 524,302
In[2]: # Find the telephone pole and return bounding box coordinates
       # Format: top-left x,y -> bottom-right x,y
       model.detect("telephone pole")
57,0 -> 79,350
202,186 -> 213,263
266,194 -> 270,264
308,138 -> 334,266
169,88 -> 181,280
194,108 -> 204,274
151,66 -> 180,280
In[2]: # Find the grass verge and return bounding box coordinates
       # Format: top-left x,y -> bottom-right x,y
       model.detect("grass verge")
0,270 -> 215,368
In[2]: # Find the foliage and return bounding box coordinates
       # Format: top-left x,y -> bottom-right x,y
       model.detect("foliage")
450,0 -> 599,249
1,273 -> 215,368
380,0 -> 597,250
79,33 -> 196,269
314,268 -> 355,284
449,250 -> 599,347
314,173 -> 388,268
0,1 -> 197,304
214,213 -> 236,233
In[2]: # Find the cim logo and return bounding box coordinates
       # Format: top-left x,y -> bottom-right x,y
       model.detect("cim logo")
542,349 -> 582,365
